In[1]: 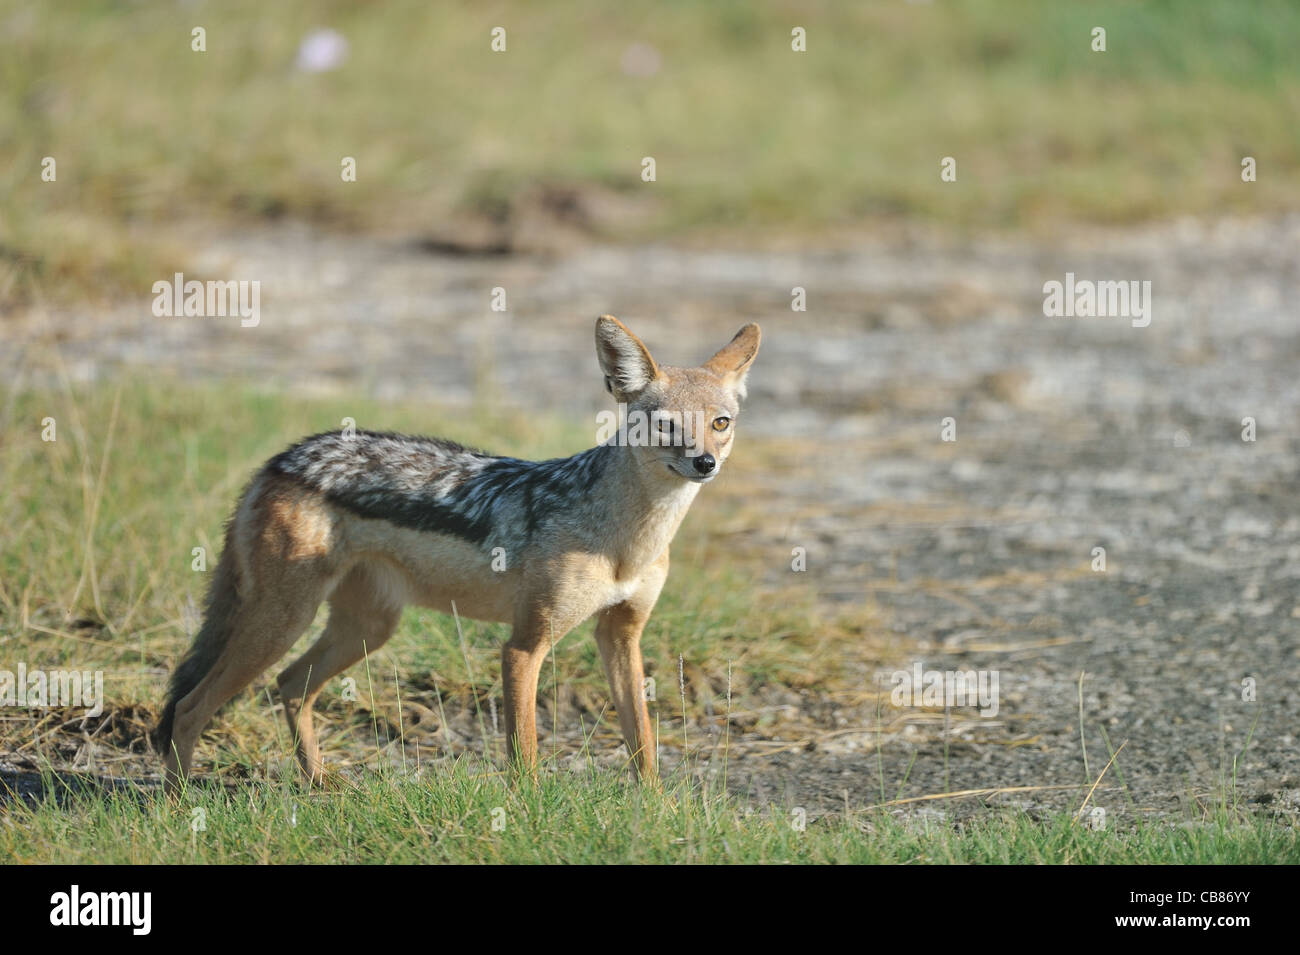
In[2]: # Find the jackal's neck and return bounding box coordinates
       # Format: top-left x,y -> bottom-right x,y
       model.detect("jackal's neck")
591,443 -> 702,572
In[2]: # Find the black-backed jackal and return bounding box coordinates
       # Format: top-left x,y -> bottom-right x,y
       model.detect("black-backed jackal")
155,316 -> 760,792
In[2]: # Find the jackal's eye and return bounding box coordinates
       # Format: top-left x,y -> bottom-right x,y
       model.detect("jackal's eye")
712,416 -> 731,432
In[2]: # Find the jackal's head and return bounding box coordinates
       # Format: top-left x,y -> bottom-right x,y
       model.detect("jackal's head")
595,315 -> 761,484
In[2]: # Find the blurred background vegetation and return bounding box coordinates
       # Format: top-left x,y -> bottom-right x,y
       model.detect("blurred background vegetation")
2,0 -> 1297,307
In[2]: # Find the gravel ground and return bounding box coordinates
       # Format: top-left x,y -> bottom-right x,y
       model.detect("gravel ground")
5,216 -> 1299,822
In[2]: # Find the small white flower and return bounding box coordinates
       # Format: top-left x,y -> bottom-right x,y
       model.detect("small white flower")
296,29 -> 348,73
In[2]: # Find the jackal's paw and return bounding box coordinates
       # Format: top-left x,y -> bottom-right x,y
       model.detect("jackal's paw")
302,764 -> 354,792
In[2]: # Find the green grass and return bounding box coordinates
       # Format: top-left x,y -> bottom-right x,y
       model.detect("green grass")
4,0 -> 1299,305
4,761 -> 1295,864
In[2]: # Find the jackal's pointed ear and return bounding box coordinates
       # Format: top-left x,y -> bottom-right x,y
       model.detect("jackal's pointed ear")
595,315 -> 660,399
704,323 -> 761,400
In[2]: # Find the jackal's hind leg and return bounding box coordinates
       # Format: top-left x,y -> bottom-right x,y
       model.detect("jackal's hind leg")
164,575 -> 328,795
276,566 -> 402,783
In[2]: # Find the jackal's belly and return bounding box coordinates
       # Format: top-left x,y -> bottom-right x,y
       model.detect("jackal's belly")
343,518 -> 518,623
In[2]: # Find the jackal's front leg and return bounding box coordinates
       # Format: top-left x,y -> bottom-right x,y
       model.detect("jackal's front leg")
501,607 -> 568,778
594,602 -> 660,783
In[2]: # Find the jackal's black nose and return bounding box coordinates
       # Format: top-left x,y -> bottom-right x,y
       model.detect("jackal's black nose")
693,453 -> 716,475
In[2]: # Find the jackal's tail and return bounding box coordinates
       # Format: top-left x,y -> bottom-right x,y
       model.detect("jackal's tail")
152,531 -> 240,755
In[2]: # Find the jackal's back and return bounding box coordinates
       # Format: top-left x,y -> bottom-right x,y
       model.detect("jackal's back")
264,430 -> 611,548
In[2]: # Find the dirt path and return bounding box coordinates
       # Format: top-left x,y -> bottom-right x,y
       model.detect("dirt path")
6,216 -> 1299,821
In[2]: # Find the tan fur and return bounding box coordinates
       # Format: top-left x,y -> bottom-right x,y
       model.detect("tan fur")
160,316 -> 760,793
